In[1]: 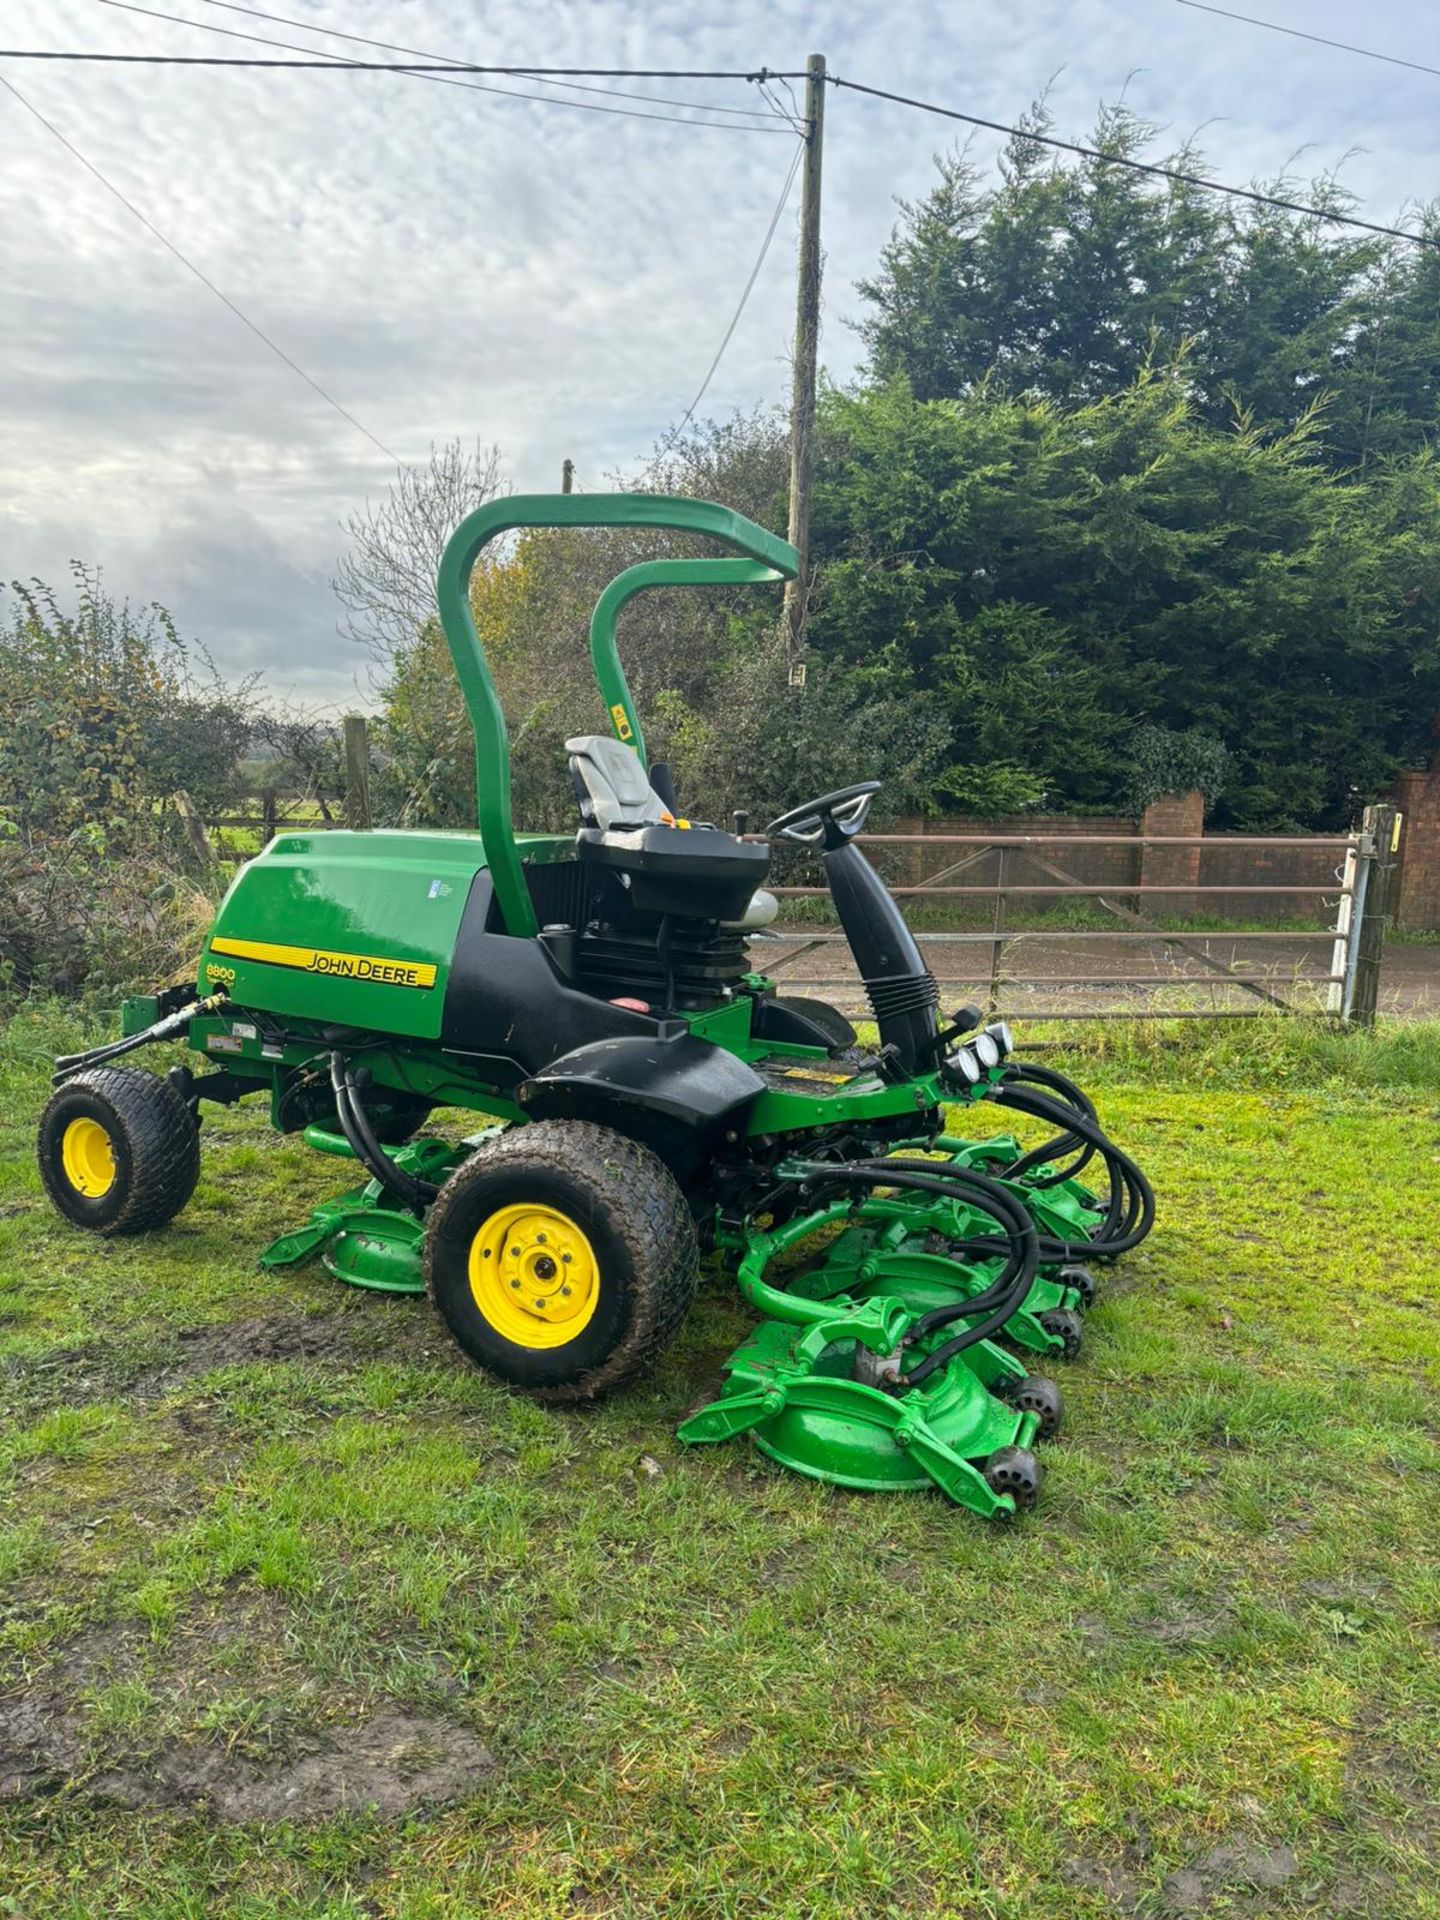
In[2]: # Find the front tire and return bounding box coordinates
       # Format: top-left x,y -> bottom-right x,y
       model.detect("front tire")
424,1120 -> 698,1402
38,1067 -> 200,1236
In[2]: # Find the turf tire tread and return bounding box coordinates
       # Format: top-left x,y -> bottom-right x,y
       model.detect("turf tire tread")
424,1119 -> 698,1403
39,1066 -> 200,1236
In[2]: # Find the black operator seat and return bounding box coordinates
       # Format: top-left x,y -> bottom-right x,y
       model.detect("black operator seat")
565,734 -> 776,928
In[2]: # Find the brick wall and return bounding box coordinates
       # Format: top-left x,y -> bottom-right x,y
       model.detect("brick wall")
883,813 -> 1137,898
841,796 -> 1344,926
1193,835 -> 1346,925
1139,790 -> 1203,915
1392,766 -> 1436,929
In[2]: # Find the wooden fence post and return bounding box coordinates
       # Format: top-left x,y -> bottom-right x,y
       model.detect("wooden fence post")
171,790 -> 213,866
344,715 -> 372,831
260,789 -> 277,845
1349,804 -> 1402,1027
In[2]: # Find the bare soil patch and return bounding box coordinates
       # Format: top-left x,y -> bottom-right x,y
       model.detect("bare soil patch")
0,1686 -> 491,1821
0,1604 -> 492,1823
89,1709 -> 493,1822
6,1301 -> 453,1413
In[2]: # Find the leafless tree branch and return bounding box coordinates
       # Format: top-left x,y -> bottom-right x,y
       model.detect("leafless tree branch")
332,440 -> 508,663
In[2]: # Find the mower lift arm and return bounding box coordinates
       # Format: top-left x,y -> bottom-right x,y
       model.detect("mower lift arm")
436,493 -> 798,938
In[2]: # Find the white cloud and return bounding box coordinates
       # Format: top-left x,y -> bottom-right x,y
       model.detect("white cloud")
4,0 -> 1437,698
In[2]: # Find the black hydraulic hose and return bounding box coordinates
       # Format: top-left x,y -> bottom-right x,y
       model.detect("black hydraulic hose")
998,1081 -> 1143,1245
52,993 -> 226,1085
989,1085 -> 1155,1256
1010,1060 -> 1098,1117
1007,1146 -> 1134,1254
856,1159 -> 1040,1324
995,1062 -> 1100,1187
793,1158 -> 1042,1379
975,1061 -> 1122,1229
328,1053 -> 439,1213
868,1160 -> 1043,1383
1002,1128 -> 1095,1189
791,1161 -> 1034,1322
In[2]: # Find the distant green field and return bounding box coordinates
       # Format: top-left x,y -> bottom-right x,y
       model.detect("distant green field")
0,1007 -> 1436,1918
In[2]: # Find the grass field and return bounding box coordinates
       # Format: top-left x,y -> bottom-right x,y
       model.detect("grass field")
0,1007 -> 1437,1918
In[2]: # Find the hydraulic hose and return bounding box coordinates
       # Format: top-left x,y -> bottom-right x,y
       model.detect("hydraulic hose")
999,1079 -> 1145,1246
1010,1059 -> 1098,1116
785,1163 -> 1031,1322
856,1162 -> 1037,1324
987,1083 -> 1155,1257
996,1061 -> 1100,1187
328,1052 -> 440,1214
786,1158 -> 1041,1379
855,1158 -> 1042,1383
52,993 -> 227,1085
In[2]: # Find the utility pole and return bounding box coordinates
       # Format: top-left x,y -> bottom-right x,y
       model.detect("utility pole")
783,51 -> 826,681
343,714 -> 372,831
561,458 -> 574,494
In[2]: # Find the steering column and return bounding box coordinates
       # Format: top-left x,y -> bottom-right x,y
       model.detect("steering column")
766,782 -> 940,1080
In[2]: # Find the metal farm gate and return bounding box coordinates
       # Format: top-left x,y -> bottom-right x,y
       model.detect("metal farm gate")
757,804 -> 1403,1027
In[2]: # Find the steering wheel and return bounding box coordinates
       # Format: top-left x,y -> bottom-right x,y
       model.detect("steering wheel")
765,780 -> 881,849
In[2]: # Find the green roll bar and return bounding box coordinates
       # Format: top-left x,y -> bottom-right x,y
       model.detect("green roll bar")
590,557 -> 784,770
435,493 -> 798,938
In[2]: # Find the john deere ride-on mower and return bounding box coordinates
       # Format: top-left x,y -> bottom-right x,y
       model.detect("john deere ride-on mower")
38,495 -> 1153,1520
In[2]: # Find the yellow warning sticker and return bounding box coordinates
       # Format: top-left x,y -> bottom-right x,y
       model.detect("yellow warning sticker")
610,703 -> 634,742
209,936 -> 437,990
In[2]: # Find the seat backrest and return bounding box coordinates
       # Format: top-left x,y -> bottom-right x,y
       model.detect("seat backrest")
566,734 -> 670,832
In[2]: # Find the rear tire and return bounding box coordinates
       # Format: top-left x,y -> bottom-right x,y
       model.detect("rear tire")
38,1067 -> 200,1236
424,1120 -> 698,1402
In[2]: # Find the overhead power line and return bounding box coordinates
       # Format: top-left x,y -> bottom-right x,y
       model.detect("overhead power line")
1174,1 -> 1440,85
179,2 -> 811,455
83,3 -> 805,77
190,0 -> 790,119
18,31 -> 1426,238
85,1 -> 792,131
648,138 -> 805,472
0,70 -> 399,461
827,73 -> 1440,250
0,44 -> 785,95
2,47 -> 562,65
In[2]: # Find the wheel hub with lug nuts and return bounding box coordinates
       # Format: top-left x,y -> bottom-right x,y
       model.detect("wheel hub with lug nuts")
468,1202 -> 601,1349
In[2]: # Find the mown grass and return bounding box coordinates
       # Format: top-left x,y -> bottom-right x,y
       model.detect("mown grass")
0,1005 -> 1437,1917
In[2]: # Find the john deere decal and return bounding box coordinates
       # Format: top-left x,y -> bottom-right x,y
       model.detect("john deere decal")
209,937 -> 437,990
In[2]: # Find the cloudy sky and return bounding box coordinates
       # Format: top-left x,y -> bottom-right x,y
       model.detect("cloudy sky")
4,0 -> 1437,704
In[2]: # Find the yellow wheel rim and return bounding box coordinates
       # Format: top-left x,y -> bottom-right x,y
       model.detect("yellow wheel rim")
60,1117 -> 116,1199
468,1201 -> 601,1350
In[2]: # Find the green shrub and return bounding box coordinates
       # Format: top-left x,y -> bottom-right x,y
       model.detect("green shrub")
0,566 -> 253,842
